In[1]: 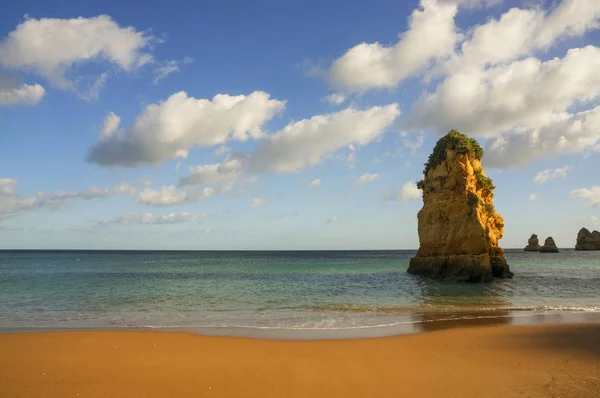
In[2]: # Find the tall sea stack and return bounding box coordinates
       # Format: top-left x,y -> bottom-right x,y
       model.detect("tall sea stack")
575,228 -> 600,250
408,130 -> 512,282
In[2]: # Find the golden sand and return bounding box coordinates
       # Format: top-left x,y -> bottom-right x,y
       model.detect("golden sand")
1,323 -> 599,397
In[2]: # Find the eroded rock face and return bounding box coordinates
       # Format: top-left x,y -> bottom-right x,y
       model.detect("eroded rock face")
524,234 -> 542,251
408,131 -> 512,282
575,228 -> 600,250
540,237 -> 559,253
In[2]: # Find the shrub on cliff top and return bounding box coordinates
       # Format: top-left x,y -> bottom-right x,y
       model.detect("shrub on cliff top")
475,172 -> 495,191
423,130 -> 483,175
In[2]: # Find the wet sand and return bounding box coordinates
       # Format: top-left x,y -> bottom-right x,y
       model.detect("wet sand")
1,322 -> 599,398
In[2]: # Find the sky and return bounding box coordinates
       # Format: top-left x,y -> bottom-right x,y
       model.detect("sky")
1,0 -> 599,250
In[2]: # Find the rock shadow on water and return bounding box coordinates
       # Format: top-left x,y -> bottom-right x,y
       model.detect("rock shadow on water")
410,277 -> 513,332
410,310 -> 512,333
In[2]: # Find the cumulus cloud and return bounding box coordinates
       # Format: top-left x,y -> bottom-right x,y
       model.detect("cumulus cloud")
251,198 -> 267,208
174,105 -> 399,191
384,182 -> 422,201
310,179 -> 322,187
0,178 -> 17,195
97,212 -> 208,227
355,173 -> 379,184
406,46 -> 600,138
447,1 -> 600,73
0,15 -> 153,95
485,104 -> 600,168
134,186 -> 214,206
328,0 -> 459,92
99,112 -> 121,139
178,156 -> 247,191
327,216 -> 339,223
0,80 -> 45,106
569,186 -> 600,207
248,104 -> 400,173
533,166 -> 572,183
87,91 -> 286,167
321,93 -> 346,105
0,179 -> 139,219
529,193 -> 538,201
387,0 -> 600,167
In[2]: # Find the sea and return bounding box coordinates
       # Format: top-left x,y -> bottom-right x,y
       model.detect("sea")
1,249 -> 599,339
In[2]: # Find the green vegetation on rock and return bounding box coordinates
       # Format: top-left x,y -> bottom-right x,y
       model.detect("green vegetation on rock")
423,130 -> 483,175
475,172 -> 495,191
467,192 -> 479,207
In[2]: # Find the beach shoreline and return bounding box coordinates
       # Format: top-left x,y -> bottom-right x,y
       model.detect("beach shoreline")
1,321 -> 599,398
3,309 -> 600,340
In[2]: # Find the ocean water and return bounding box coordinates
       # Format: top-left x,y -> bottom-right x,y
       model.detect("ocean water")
1,250 -> 599,337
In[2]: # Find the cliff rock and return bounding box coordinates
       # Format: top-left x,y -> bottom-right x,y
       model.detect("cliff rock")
408,130 -> 512,282
540,237 -> 559,253
524,234 -> 542,251
575,228 -> 600,250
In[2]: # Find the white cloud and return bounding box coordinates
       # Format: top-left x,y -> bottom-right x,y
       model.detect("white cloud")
153,59 -> 183,84
0,178 -> 17,195
0,15 -> 153,94
485,104 -> 600,168
80,72 -> 109,101
401,133 -> 425,154
533,166 -> 572,183
529,193 -> 538,201
87,91 -> 286,167
248,104 -> 400,173
384,181 -> 422,201
335,144 -> 357,169
251,198 -> 267,208
310,179 -> 322,187
569,186 -> 600,207
390,0 -> 600,167
0,180 -> 139,219
355,173 -> 379,184
406,46 -> 600,138
214,145 -> 231,156
0,82 -> 45,106
321,93 -> 346,105
135,186 -> 214,206
327,216 -> 339,223
328,0 -> 459,92
97,212 -> 208,227
179,156 -> 246,191
99,112 -> 121,140
447,1 -> 600,73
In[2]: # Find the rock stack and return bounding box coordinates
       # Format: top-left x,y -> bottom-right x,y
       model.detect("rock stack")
575,228 -> 600,250
524,234 -> 542,251
540,237 -> 559,253
408,130 -> 512,282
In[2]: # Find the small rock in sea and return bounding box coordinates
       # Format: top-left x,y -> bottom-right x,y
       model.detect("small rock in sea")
575,228 -> 600,250
540,237 -> 559,253
524,234 -> 542,251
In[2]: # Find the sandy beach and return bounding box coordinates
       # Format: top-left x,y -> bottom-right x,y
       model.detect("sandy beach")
1,322 -> 599,398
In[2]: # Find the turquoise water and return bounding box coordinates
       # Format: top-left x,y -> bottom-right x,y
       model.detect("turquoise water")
1,250 -> 599,335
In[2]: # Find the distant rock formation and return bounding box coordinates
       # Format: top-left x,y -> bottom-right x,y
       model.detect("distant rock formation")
540,237 -> 559,253
524,234 -> 542,251
575,228 -> 600,250
408,130 -> 512,282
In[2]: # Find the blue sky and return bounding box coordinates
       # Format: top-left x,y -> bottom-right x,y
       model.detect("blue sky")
1,0 -> 599,249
